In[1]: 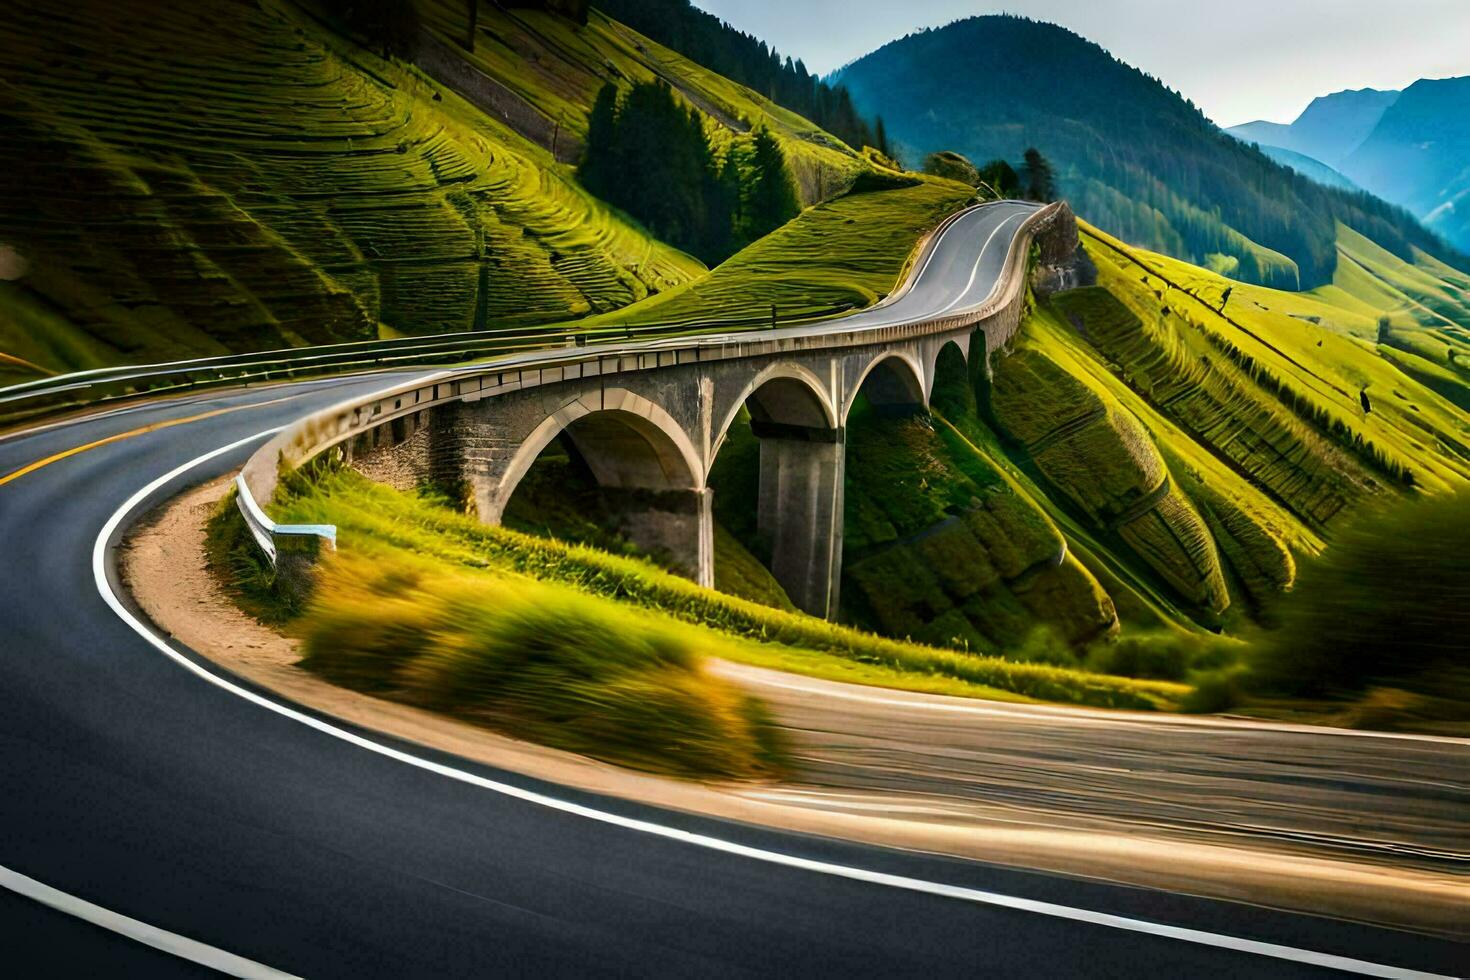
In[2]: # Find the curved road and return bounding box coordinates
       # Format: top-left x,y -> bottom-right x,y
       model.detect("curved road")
0,202 -> 1462,977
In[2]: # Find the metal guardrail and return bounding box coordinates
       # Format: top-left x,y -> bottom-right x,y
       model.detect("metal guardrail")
233,474 -> 337,564
0,305 -> 856,426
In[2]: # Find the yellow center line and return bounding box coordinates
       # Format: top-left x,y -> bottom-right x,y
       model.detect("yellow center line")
0,396 -> 295,488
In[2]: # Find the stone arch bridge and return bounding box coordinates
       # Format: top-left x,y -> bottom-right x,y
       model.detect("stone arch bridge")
241,200 -> 1078,618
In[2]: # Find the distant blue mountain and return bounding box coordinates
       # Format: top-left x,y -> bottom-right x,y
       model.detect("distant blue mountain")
1228,80 -> 1469,252
1250,145 -> 1360,193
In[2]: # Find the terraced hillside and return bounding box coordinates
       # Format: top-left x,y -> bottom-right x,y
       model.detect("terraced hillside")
827,218 -> 1470,652
0,0 -> 741,384
410,0 -> 866,205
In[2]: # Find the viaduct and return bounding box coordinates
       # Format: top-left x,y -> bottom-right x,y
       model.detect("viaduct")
239,200 -> 1079,619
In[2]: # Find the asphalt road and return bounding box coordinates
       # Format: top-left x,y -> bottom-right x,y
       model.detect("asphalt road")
0,203 -> 1464,977
723,663 -> 1469,874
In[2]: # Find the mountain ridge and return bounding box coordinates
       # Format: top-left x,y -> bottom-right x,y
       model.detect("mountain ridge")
834,15 -> 1464,291
1228,77 -> 1470,252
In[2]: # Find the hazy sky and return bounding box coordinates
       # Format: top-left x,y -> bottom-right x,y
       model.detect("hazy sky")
692,0 -> 1470,127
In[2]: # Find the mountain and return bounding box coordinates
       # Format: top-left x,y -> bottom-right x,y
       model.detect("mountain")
1340,76 -> 1470,252
1228,79 -> 1470,252
1227,119 -> 1293,148
1250,87 -> 1399,167
833,16 -> 1463,291
1252,146 -> 1360,193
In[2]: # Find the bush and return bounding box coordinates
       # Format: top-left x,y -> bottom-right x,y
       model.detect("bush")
1008,625 -> 1079,668
1085,630 -> 1239,681
1248,492 -> 1470,699
274,469 -> 1186,710
298,555 -> 788,780
1181,668 -> 1246,714
922,151 -> 980,187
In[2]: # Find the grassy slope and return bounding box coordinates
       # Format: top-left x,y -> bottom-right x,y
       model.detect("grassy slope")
831,215 -> 1469,657
265,468 -> 1182,710
412,1 -> 865,205
1090,224 -> 1470,495
0,0 -> 707,385
582,173 -> 976,325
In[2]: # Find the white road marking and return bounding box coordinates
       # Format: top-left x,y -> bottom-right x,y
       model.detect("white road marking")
75,427 -> 1453,980
933,210 -> 1030,317
0,864 -> 299,979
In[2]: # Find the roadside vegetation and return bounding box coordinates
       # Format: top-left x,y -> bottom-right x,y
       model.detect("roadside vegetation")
300,552 -> 789,779
1238,492 -> 1470,733
207,466 -> 1188,727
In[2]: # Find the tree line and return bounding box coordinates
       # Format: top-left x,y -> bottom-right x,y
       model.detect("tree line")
923,148 -> 1054,203
594,0 -> 890,157
579,81 -> 800,264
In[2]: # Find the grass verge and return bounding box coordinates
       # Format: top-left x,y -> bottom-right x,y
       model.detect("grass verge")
300,552 -> 788,779
262,467 -> 1185,711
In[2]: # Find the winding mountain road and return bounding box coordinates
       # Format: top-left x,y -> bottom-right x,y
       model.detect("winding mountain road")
1,201 -> 1464,977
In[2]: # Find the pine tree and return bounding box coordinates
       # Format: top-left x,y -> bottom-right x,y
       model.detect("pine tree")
578,83 -> 620,198
1022,147 -> 1056,203
744,127 -> 799,240
705,145 -> 742,257
977,159 -> 1020,199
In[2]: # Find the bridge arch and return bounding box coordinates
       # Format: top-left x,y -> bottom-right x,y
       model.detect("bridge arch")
842,350 -> 927,422
491,389 -> 711,585
707,362 -> 842,618
711,361 -> 837,458
928,339 -> 975,415
495,390 -> 703,508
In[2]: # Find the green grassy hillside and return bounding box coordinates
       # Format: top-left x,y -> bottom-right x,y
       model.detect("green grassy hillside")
2,0 -> 862,386
808,216 -> 1470,663
584,165 -> 975,324
411,1 -> 865,205
0,0 -> 883,388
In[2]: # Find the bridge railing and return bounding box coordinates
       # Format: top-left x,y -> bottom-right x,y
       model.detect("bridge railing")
0,304 -> 856,427
233,201 -> 1065,565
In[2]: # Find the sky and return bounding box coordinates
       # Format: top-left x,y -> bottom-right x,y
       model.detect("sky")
691,0 -> 1470,128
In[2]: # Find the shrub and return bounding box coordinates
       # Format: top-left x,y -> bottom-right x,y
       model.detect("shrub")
297,555 -> 788,780
1248,492 -> 1470,699
1008,625 -> 1079,668
923,151 -> 980,187
1181,668 -> 1246,714
1085,630 -> 1240,681
274,469 -> 1185,710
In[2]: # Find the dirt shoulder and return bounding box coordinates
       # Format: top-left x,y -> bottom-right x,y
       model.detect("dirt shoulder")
120,478 -> 1469,938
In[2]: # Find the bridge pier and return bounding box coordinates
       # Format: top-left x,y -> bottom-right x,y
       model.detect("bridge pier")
753,422 -> 845,619
596,485 -> 714,587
